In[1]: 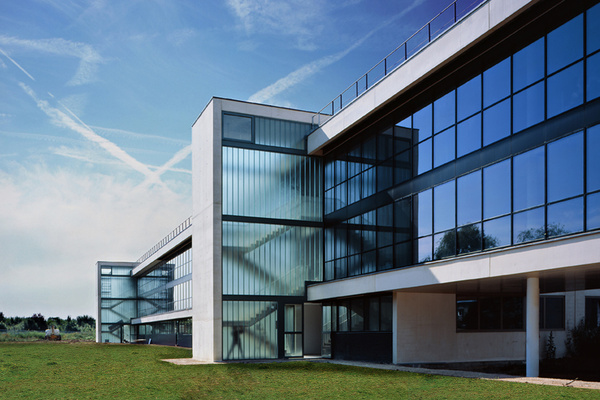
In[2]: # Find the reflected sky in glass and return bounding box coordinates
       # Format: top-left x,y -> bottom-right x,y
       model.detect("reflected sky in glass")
547,62 -> 583,118
484,159 -> 511,219
417,189 -> 432,237
588,125 -> 600,192
547,14 -> 583,74
434,127 -> 455,167
588,3 -> 600,54
483,98 -> 510,146
513,81 -> 544,133
457,75 -> 481,121
434,180 -> 455,233
457,171 -> 481,226
457,113 -> 481,157
484,57 -> 510,107
587,192 -> 600,230
547,131 -> 583,202
415,138 -> 432,175
513,37 -> 544,92
483,216 -> 511,249
513,207 -> 545,243
588,53 -> 600,102
413,104 -> 432,142
434,90 -> 455,133
547,197 -> 583,236
513,147 -> 545,211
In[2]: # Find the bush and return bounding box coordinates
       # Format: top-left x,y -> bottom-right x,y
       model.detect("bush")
565,319 -> 600,359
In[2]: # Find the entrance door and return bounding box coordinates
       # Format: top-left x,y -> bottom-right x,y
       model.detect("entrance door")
283,304 -> 303,357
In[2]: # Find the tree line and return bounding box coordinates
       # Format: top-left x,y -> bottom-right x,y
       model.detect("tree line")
0,312 -> 95,333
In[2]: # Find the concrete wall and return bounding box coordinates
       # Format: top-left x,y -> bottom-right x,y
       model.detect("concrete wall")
303,303 -> 322,356
393,292 -> 525,364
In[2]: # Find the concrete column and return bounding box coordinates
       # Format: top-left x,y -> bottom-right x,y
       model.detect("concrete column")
392,291 -> 399,364
526,274 -> 540,377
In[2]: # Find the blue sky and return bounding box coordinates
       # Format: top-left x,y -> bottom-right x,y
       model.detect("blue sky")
0,0 -> 451,318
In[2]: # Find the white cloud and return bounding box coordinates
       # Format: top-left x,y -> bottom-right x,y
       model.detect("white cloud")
91,125 -> 190,146
0,163 -> 191,318
0,35 -> 103,86
168,28 -> 197,46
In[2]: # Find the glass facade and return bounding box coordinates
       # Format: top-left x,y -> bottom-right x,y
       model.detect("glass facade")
323,4 -> 600,281
99,265 -> 137,343
222,112 -> 322,360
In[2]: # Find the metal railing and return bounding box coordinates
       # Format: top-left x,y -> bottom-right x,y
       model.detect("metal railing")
136,217 -> 192,264
312,0 -> 485,126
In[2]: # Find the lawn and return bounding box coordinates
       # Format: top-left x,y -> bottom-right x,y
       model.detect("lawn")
0,342 -> 596,400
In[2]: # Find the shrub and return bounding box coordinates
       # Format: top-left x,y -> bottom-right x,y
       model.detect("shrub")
565,319 -> 600,359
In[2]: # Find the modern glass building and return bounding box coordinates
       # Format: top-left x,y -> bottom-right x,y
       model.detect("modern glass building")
97,0 -> 600,377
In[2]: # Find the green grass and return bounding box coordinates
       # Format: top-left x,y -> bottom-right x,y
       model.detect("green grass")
0,342 -> 596,400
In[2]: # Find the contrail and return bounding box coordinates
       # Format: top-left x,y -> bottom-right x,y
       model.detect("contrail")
0,47 -> 35,81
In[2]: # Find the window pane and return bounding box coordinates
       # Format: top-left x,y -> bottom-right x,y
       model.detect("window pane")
414,138 -> 432,175
547,14 -> 583,74
513,81 -> 545,133
588,192 -> 600,230
484,159 -> 511,219
351,299 -> 364,331
377,246 -> 394,271
433,127 -> 455,167
547,132 -> 583,202
543,297 -> 565,329
503,297 -> 524,330
483,98 -> 511,146
457,299 -> 478,330
547,197 -> 583,237
513,38 -> 545,92
434,180 -> 455,233
483,216 -> 511,249
413,104 -> 432,142
362,250 -> 376,274
457,223 -> 482,254
588,52 -> 600,102
417,189 -> 432,237
434,91 -> 455,133
588,125 -> 600,192
480,298 -> 502,330
368,298 -> 380,331
457,113 -> 481,157
417,236 -> 432,263
547,62 -> 584,118
395,241 -> 412,267
380,296 -> 392,331
395,119 -> 412,154
513,147 -> 545,211
457,171 -> 481,226
457,75 -> 481,121
588,3 -> 600,54
434,230 -> 455,259
223,114 -> 252,141
484,57 -> 511,107
514,207 -> 545,244
394,197 -> 412,243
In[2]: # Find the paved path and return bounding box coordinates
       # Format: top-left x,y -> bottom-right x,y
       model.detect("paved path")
162,357 -> 600,390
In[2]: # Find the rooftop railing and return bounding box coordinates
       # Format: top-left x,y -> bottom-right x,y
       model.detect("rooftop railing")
136,217 -> 192,264
312,0 -> 485,126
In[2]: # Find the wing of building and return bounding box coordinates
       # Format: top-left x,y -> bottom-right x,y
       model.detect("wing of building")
96,0 -> 600,377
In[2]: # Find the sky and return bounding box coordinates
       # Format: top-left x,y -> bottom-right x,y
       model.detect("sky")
0,0 -> 453,319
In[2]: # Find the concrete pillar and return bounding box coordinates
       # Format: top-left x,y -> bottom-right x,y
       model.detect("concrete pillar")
392,291 -> 399,364
526,275 -> 540,377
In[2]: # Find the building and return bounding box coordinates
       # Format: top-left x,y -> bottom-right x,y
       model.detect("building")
97,0 -> 600,377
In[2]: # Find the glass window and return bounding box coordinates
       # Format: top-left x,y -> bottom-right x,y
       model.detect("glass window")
417,236 -> 432,263
547,62 -> 584,118
503,297 -> 524,330
514,207 -> 545,244
395,119 -> 412,154
415,138 -> 432,175
378,129 -> 394,162
335,258 -> 347,279
513,81 -> 545,133
540,297 -> 565,330
433,127 -> 455,167
377,164 -> 393,191
513,147 -> 545,211
588,125 -> 600,192
395,241 -> 411,267
547,197 -> 583,237
378,246 -> 394,271
434,91 -> 455,133
480,297 -> 501,330
394,150 -> 412,185
547,132 -> 583,202
335,160 -> 347,185
588,192 -> 600,230
368,297 -> 380,331
394,197 -> 412,243
513,38 -> 545,92
457,171 -> 481,226
413,104 -> 432,142
434,230 -> 455,259
483,216 -> 511,249
457,223 -> 482,254
351,299 -> 364,331
361,168 -> 376,199
434,181 -> 455,233
362,250 -> 376,274
380,296 -> 392,331
223,114 -> 252,141
588,52 -> 600,102
417,189 -> 432,237
588,3 -> 600,54
457,75 -> 481,121
483,57 -> 511,107
547,14 -> 583,74
457,299 -> 478,330
483,98 -> 511,146
484,159 -> 511,219
348,254 -> 361,276
457,113 -> 481,157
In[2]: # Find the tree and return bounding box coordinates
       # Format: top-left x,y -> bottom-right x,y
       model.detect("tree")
0,311 -> 5,322
433,225 -> 499,260
516,223 -> 567,243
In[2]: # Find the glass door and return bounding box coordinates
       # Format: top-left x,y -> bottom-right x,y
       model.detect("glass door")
284,304 -> 303,357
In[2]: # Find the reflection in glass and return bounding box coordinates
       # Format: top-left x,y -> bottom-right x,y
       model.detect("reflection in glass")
418,236 -> 432,263
588,53 -> 600,102
457,224 -> 482,254
484,57 -> 510,107
434,181 -> 455,233
483,98 -> 511,146
587,192 -> 600,230
457,171 -> 481,226
547,14 -> 583,74
589,3 -> 600,54
395,197 -> 412,243
480,297 -> 501,330
434,91 -> 455,133
547,198 -> 583,237
434,230 -> 455,259
457,113 -> 481,157
223,114 -> 252,141
335,258 -> 347,279
362,250 -> 376,274
483,216 -> 511,249
394,123 -> 412,154
503,297 -> 524,330
483,159 -> 511,219
433,127 -> 455,167
588,125 -> 600,192
547,62 -> 584,118
457,299 -> 478,330
417,189 -> 433,237
547,132 -> 583,202
351,299 -> 364,331
368,297 -> 380,331
378,246 -> 394,271
415,138 -> 432,175
513,207 -> 545,244
513,147 -> 544,211
513,38 -> 545,92
513,81 -> 544,133
413,104 -> 432,142
395,241 -> 412,268
457,75 -> 481,121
